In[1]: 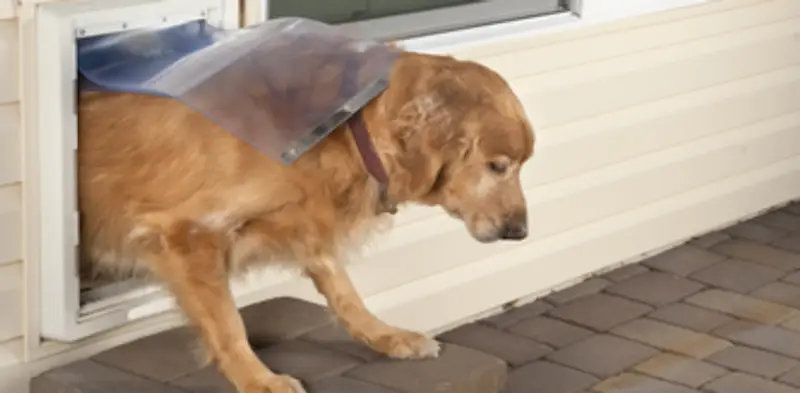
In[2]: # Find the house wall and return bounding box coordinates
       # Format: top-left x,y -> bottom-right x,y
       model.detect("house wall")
2,0 -> 800,390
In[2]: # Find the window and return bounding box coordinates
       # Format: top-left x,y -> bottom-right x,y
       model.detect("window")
265,0 -> 572,40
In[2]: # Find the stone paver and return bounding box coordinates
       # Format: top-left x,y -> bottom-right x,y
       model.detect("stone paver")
725,221 -> 788,243
240,297 -> 334,347
438,323 -> 552,367
546,334 -> 658,377
307,377 -> 401,393
753,210 -> 800,232
605,271 -> 704,306
785,270 -> 800,286
778,366 -> 800,388
547,293 -> 652,331
753,282 -> 800,309
255,340 -> 363,383
690,231 -> 731,248
344,344 -> 507,393
601,264 -> 650,283
704,372 -> 800,393
632,353 -> 727,388
647,302 -> 734,333
774,233 -> 800,253
706,345 -> 798,378
712,239 -> 800,271
686,288 -> 799,324
481,300 -> 552,329
31,360 -> 188,393
544,278 -> 610,305
714,320 -> 800,358
781,315 -> 800,333
507,316 -> 593,348
612,318 -> 731,359
90,327 -> 201,382
300,323 -> 381,362
592,373 -> 701,393
785,202 -> 800,215
642,244 -> 725,276
689,258 -> 784,293
501,361 -> 598,393
171,365 -> 239,392
31,203 -> 800,393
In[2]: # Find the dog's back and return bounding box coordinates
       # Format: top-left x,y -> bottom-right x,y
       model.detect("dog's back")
78,90 -> 377,274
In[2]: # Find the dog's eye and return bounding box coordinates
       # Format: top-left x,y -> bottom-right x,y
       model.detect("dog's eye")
488,161 -> 507,174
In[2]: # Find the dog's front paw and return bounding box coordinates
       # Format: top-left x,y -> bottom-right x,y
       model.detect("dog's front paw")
373,329 -> 441,359
246,374 -> 306,393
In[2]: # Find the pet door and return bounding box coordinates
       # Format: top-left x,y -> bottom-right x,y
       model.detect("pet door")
30,0 -> 238,342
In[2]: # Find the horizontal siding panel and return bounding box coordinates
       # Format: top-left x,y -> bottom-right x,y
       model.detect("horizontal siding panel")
480,0 -> 800,78
0,262 -> 22,341
536,65 -> 800,147
0,103 -> 20,185
0,184 -> 21,265
527,111 -> 800,238
517,16 -> 800,94
526,32 -> 800,127
525,70 -> 800,187
0,19 -> 17,104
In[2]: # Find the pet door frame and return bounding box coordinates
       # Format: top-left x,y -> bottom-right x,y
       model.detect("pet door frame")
28,0 -> 238,343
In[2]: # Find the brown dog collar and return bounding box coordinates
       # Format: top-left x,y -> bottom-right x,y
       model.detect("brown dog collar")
347,113 -> 397,215
337,44 -> 398,215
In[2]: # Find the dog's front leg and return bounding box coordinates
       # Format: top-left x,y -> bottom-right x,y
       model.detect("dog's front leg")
144,221 -> 305,393
305,258 -> 440,359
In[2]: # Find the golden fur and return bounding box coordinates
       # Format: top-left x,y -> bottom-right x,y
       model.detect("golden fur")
78,51 -> 535,393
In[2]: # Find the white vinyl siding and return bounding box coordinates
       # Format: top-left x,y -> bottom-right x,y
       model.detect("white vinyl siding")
0,262 -> 23,341
0,9 -> 24,372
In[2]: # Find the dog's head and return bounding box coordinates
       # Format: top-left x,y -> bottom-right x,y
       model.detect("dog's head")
377,53 -> 534,243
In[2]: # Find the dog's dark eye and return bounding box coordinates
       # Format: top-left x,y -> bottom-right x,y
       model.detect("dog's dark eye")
488,161 -> 507,174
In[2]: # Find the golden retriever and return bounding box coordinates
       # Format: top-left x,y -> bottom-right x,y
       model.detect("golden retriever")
78,49 -> 535,393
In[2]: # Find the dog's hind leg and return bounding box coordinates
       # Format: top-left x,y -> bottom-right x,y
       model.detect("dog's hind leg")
140,221 -> 306,393
305,257 -> 441,359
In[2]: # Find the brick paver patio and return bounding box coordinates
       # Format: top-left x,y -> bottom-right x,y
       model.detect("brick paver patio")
31,202 -> 800,392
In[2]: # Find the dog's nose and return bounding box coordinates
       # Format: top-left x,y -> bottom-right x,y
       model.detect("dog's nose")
500,214 -> 528,241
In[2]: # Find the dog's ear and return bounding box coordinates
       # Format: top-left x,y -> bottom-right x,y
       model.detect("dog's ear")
384,118 -> 469,202
380,70 -> 472,201
383,125 -> 442,200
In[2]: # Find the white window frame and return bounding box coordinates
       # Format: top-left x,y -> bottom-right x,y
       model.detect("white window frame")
400,0 -> 712,54
246,0 -> 711,52
24,0 -> 708,349
264,0 -> 570,41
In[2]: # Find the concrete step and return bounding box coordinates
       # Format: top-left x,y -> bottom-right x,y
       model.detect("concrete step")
30,297 -> 507,393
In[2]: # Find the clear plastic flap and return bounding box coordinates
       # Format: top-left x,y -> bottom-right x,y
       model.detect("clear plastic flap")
77,18 -> 400,164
